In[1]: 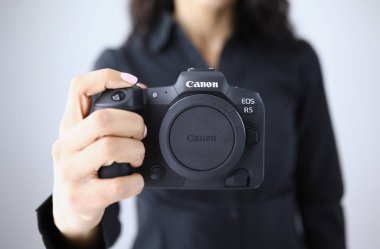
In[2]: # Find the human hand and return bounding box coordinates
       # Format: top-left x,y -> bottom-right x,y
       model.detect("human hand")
51,69 -> 145,244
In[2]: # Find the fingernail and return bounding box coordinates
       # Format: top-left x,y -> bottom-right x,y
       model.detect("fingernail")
143,125 -> 147,139
121,72 -> 138,85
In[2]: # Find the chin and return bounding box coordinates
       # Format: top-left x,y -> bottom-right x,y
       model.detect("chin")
191,0 -> 237,10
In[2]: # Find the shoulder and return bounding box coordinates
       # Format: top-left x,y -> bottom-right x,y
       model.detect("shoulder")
252,38 -> 321,71
293,39 -> 321,70
290,40 -> 324,92
93,36 -> 146,72
93,47 -> 128,71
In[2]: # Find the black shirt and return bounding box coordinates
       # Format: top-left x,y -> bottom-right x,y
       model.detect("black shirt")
37,12 -> 346,249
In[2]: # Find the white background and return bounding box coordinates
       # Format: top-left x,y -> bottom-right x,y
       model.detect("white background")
0,0 -> 379,248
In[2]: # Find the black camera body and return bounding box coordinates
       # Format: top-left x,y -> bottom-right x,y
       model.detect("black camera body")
91,68 -> 265,189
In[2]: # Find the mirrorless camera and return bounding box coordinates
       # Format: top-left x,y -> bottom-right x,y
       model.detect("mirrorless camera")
90,68 -> 265,189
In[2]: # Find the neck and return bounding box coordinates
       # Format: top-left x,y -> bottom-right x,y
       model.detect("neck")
174,2 -> 234,68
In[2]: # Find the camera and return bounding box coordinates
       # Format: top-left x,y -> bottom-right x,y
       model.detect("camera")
91,68 -> 265,189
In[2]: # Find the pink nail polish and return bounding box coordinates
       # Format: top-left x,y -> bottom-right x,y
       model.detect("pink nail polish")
121,72 -> 138,84
143,125 -> 147,139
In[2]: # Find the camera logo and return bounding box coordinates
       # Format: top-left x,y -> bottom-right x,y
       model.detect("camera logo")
186,81 -> 219,88
187,135 -> 217,142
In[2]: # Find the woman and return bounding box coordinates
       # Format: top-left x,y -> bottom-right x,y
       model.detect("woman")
37,0 -> 346,248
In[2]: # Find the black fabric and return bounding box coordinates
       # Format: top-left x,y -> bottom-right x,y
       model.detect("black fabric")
37,12 -> 346,249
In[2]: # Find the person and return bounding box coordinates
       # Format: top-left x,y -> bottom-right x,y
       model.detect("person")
37,0 -> 346,248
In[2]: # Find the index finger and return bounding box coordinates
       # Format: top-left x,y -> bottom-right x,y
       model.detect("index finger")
60,69 -> 138,133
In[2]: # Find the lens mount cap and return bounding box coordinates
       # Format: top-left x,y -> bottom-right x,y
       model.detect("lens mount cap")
159,94 -> 245,180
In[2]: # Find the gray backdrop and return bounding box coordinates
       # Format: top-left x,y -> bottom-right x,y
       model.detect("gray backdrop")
0,0 -> 379,248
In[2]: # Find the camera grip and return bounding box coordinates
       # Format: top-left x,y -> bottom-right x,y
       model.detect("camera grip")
91,87 -> 145,179
98,163 -> 136,179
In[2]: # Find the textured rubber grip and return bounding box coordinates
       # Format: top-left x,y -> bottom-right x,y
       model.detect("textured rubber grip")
98,163 -> 136,179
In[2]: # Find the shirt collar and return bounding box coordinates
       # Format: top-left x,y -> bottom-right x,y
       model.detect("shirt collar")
147,11 -> 175,53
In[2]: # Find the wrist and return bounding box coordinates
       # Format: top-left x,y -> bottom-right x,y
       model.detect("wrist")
54,215 -> 103,248
53,207 -> 102,247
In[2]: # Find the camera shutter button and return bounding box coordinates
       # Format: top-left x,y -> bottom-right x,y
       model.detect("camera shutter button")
111,91 -> 126,101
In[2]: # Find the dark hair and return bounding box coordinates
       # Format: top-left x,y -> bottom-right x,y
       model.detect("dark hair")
130,0 -> 295,45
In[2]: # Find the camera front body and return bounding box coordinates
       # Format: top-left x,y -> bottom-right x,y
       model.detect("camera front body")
93,68 -> 265,189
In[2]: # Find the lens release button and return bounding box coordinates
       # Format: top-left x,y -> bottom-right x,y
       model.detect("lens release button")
246,127 -> 259,146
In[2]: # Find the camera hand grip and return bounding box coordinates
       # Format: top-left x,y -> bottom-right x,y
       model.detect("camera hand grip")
90,87 -> 145,179
98,163 -> 136,179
